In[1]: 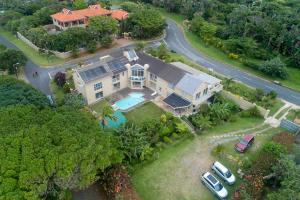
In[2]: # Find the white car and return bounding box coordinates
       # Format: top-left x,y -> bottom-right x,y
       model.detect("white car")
212,161 -> 236,185
201,172 -> 228,199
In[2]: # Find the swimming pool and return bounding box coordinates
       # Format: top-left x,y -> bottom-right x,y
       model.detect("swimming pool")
114,92 -> 145,111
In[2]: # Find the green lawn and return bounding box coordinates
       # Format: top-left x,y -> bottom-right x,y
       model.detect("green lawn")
269,100 -> 285,116
158,10 -> 300,91
0,29 -> 64,66
132,137 -> 215,200
131,115 -> 267,200
90,99 -> 109,113
215,127 -> 284,196
201,116 -> 264,137
124,102 -> 165,124
50,81 -> 65,105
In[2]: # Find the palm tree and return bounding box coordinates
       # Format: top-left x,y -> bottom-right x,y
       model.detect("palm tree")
99,102 -> 117,128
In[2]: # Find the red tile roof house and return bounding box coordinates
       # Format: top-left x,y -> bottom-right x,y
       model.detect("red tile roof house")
51,5 -> 129,30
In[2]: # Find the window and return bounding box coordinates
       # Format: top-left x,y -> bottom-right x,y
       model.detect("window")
113,82 -> 120,90
203,88 -> 208,95
94,82 -> 102,91
132,68 -> 144,77
95,91 -> 103,99
112,74 -> 120,82
196,92 -> 201,100
150,73 -> 157,82
122,72 -> 124,76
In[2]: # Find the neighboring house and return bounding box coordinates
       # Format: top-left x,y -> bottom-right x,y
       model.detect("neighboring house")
51,4 -> 128,30
73,49 -> 222,113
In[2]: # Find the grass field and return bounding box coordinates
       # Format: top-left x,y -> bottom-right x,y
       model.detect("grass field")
50,81 -> 65,105
201,117 -> 264,137
158,9 -> 300,91
132,118 -> 275,200
124,102 -> 165,124
0,29 -> 64,66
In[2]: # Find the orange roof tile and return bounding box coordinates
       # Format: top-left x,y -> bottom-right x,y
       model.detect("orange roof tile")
51,5 -> 112,22
110,9 -> 129,20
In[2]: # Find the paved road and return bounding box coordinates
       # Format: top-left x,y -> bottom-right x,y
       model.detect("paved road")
164,19 -> 300,106
0,36 -> 55,95
1,23 -> 300,106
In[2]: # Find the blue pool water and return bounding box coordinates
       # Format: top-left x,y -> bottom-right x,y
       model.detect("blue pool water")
114,92 -> 145,110
103,110 -> 126,128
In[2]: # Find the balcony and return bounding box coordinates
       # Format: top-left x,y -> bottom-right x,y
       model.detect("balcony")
130,76 -> 145,81
112,77 -> 120,83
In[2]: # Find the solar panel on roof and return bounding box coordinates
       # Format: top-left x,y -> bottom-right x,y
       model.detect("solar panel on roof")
80,66 -> 107,82
207,174 -> 218,184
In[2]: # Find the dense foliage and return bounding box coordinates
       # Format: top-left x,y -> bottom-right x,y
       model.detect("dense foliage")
121,6 -> 165,39
0,77 -> 49,108
1,1 -> 118,53
0,46 -> 26,74
115,113 -> 190,163
138,0 -> 300,77
0,105 -> 122,199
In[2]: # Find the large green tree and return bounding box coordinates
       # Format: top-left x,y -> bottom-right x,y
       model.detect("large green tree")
0,77 -> 49,108
0,49 -> 26,74
124,8 -> 165,39
0,105 -> 122,199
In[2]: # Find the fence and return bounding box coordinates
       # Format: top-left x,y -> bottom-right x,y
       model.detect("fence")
280,119 -> 300,134
221,91 -> 270,118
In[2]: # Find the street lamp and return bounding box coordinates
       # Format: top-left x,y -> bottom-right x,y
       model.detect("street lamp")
13,62 -> 20,79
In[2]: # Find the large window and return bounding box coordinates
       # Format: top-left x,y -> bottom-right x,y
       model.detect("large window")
95,91 -> 103,99
203,88 -> 208,95
94,82 -> 102,91
132,68 -> 144,77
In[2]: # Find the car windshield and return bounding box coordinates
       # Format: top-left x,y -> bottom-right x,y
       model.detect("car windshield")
225,171 -> 232,178
215,183 -> 223,191
240,139 -> 248,145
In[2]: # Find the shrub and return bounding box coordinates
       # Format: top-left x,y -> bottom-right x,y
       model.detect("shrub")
63,83 -> 71,93
171,133 -> 179,140
86,41 -> 97,53
272,132 -> 296,153
135,41 -> 145,51
228,53 -> 239,59
242,59 -> 260,70
259,57 -> 288,79
63,93 -> 85,109
246,106 -> 261,118
262,141 -> 287,158
267,91 -> 277,99
212,144 -> 225,158
163,136 -> 172,144
54,72 -> 66,87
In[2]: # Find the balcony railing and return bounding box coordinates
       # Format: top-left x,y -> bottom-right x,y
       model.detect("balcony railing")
112,77 -> 120,83
130,76 -> 145,81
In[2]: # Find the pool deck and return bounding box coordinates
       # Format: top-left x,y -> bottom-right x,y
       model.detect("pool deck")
110,87 -> 157,103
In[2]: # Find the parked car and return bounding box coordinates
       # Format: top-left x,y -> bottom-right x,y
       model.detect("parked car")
212,161 -> 236,185
235,134 -> 254,152
201,172 -> 228,199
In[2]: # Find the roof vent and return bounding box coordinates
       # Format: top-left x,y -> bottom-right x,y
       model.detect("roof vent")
100,55 -> 112,62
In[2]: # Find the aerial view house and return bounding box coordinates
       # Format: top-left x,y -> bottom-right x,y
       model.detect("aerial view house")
51,4 -> 128,30
73,49 -> 222,113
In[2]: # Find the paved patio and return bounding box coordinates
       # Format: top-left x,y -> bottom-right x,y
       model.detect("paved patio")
109,87 -> 157,103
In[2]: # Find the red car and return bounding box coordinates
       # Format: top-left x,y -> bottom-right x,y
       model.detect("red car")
235,134 -> 254,152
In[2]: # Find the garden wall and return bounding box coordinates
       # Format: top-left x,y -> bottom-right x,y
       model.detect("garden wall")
222,90 -> 270,118
17,32 -> 88,59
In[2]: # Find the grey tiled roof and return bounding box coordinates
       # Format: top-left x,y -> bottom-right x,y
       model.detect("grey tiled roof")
175,74 -> 203,95
136,52 -> 186,85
